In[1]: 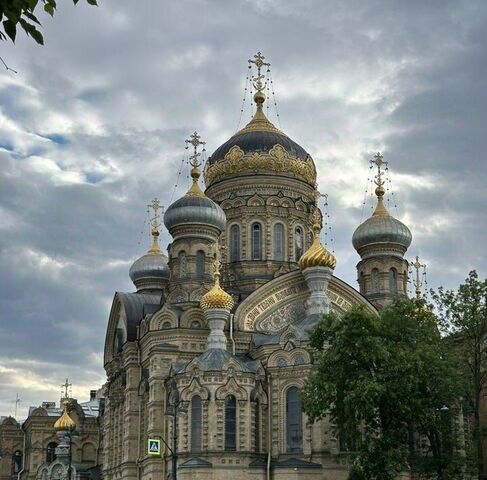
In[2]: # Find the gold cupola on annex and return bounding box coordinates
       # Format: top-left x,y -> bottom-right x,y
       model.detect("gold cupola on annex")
200,245 -> 234,311
299,207 -> 336,270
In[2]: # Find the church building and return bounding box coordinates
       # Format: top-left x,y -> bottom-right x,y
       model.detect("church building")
102,52 -> 412,480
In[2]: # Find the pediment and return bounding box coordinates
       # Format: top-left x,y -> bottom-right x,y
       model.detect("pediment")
234,270 -> 377,332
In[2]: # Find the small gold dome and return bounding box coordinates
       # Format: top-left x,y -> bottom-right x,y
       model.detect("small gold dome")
200,279 -> 234,311
298,208 -> 336,270
53,404 -> 76,432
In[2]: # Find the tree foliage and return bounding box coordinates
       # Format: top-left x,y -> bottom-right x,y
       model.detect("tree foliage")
432,270 -> 487,479
302,299 -> 463,480
0,0 -> 97,45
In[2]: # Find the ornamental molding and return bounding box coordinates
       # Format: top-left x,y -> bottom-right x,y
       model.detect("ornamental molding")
234,270 -> 378,332
204,144 -> 316,187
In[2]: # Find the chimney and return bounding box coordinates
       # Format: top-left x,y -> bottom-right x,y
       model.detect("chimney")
90,390 -> 97,401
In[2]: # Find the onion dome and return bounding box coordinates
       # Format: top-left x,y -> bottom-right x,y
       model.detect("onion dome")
204,61 -> 316,188
164,165 -> 226,233
54,402 -> 76,432
298,209 -> 336,270
129,202 -> 170,291
200,252 -> 234,311
352,185 -> 412,254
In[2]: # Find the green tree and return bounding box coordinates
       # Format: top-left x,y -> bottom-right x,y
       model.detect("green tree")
432,271 -> 487,479
0,0 -> 97,45
302,299 -> 463,480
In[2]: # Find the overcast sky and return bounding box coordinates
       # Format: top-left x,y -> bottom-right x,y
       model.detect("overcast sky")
1,0 -> 486,418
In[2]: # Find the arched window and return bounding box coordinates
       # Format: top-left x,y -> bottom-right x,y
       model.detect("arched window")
389,268 -> 397,294
46,442 -> 57,463
12,451 -> 22,474
196,250 -> 205,279
230,224 -> 240,262
191,395 -> 202,452
295,227 -> 303,261
371,268 -> 380,294
114,328 -> 124,353
254,399 -> 260,452
179,251 -> 187,278
251,223 -> 262,261
273,223 -> 285,261
224,395 -> 237,451
403,270 -> 408,293
286,387 -> 303,453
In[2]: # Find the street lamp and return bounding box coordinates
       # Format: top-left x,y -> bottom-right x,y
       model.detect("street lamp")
164,381 -> 187,480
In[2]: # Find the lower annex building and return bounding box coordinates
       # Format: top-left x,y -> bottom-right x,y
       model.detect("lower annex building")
102,53 -> 413,480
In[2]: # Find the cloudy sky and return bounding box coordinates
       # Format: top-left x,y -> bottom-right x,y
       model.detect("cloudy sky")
1,0 -> 486,418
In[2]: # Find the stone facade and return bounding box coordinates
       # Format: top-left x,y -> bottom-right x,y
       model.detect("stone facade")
101,64 -> 408,480
0,395 -> 102,480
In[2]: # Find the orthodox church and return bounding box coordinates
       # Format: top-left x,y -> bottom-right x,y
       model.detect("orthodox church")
101,53 -> 412,480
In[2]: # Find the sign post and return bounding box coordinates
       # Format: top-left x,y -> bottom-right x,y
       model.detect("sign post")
147,438 -> 161,456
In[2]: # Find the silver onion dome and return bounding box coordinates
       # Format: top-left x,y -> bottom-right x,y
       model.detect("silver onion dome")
164,195 -> 226,233
129,250 -> 170,292
352,214 -> 412,251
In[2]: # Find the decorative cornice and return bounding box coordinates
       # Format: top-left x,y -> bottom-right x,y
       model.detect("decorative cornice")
204,144 -> 316,188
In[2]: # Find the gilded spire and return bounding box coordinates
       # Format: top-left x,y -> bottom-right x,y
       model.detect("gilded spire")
200,243 -> 234,311
371,152 -> 389,217
53,400 -> 76,432
147,197 -> 163,254
185,131 -> 206,197
298,190 -> 336,270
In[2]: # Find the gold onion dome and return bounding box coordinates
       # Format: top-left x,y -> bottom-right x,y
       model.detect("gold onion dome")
200,272 -> 234,311
201,245 -> 234,311
54,403 -> 76,432
298,209 -> 336,270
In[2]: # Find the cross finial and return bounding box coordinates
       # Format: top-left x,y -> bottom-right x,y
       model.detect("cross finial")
410,255 -> 427,299
185,131 -> 206,168
249,51 -> 270,105
370,152 -> 388,190
148,197 -> 163,232
61,378 -> 72,400
147,197 -> 164,252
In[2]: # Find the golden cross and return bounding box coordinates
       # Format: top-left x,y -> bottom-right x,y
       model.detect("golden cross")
61,378 -> 72,399
147,197 -> 163,232
249,51 -> 270,92
410,255 -> 426,299
185,131 -> 206,168
370,152 -> 388,189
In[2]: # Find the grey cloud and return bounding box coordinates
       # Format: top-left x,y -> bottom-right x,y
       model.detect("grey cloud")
1,0 -> 487,416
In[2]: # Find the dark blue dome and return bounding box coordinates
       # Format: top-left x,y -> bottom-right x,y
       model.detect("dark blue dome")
209,130 -> 309,164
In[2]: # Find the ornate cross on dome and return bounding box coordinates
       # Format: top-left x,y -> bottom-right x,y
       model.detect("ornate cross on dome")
410,255 -> 427,299
370,152 -> 388,190
147,197 -> 163,253
249,51 -> 270,96
186,131 -> 206,168
61,378 -> 72,400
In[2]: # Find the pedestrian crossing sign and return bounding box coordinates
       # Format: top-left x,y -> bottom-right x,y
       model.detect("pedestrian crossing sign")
147,438 -> 161,456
